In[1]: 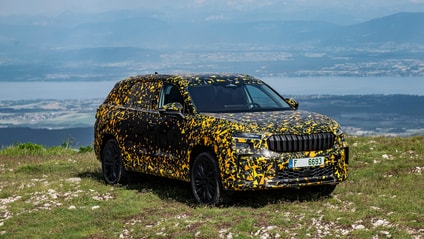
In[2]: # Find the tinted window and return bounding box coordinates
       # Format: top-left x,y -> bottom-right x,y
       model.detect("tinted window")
188,83 -> 290,113
245,85 -> 282,108
159,84 -> 184,106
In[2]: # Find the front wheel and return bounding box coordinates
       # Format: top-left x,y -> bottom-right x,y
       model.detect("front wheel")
101,139 -> 126,184
190,152 -> 223,205
317,184 -> 337,196
308,184 -> 337,197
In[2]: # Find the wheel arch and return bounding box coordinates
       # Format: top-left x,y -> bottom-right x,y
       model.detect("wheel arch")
97,134 -> 117,161
189,144 -> 227,187
189,145 -> 216,171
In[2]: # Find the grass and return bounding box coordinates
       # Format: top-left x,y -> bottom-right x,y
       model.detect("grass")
0,136 -> 423,238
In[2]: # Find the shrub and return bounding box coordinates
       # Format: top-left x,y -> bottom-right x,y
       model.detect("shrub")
79,145 -> 94,153
0,142 -> 75,156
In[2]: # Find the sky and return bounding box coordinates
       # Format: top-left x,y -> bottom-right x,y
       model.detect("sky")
1,0 -> 424,23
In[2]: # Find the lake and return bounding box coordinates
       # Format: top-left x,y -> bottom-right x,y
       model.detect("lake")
263,77 -> 424,96
0,77 -> 423,100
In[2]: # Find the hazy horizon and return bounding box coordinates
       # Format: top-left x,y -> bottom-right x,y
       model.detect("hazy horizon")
1,0 -> 424,24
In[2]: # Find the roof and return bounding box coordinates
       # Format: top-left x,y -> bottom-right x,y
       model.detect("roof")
120,73 -> 263,86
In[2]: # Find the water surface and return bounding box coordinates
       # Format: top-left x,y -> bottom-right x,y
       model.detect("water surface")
0,77 -> 422,100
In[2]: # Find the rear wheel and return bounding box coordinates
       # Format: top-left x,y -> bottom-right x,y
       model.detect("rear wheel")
101,139 -> 126,184
190,152 -> 223,205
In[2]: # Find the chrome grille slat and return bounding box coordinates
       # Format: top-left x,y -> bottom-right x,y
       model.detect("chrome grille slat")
268,133 -> 335,152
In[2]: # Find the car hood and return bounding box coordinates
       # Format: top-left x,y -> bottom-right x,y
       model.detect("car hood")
203,110 -> 340,135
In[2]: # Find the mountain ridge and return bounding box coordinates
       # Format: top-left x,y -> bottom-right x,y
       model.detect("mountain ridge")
1,11 -> 423,49
1,11 -> 423,81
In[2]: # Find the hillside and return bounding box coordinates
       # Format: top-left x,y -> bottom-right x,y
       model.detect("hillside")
322,12 -> 424,45
1,12 -> 424,80
1,12 -> 423,48
0,136 -> 423,238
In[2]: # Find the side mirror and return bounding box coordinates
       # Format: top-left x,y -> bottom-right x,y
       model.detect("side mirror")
159,102 -> 185,119
285,98 -> 299,110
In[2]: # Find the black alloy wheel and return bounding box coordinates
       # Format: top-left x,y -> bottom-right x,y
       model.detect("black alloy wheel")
101,139 -> 125,184
190,152 -> 223,205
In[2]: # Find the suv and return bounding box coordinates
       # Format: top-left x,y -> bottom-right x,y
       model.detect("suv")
94,73 -> 349,204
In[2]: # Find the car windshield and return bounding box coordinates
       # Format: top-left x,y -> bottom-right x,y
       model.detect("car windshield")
187,83 -> 291,113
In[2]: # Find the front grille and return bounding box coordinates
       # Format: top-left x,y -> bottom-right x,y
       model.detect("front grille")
267,133 -> 335,152
276,166 -> 335,183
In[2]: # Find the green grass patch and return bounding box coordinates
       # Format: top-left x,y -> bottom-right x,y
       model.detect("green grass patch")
0,136 -> 423,238
0,142 -> 74,156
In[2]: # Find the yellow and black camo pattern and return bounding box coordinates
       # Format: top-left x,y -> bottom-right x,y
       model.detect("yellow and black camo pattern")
94,74 -> 349,191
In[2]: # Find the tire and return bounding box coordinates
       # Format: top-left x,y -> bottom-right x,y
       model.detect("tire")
101,139 -> 126,184
318,184 -> 337,196
309,184 -> 337,197
190,152 -> 223,205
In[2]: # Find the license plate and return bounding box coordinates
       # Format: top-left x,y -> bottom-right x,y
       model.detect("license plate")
288,157 -> 325,168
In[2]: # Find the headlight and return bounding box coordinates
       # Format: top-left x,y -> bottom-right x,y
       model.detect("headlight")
233,132 -> 262,140
232,132 -> 262,151
335,127 -> 347,143
336,127 -> 344,136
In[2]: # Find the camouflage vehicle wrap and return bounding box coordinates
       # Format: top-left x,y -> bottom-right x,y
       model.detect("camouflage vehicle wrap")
94,73 -> 349,204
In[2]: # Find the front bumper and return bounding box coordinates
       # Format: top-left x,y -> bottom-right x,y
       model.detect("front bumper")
222,147 -> 349,191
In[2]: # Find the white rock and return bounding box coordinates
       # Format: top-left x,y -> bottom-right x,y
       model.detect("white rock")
66,177 -> 82,183
352,224 -> 366,230
372,219 -> 389,227
91,205 -> 100,210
